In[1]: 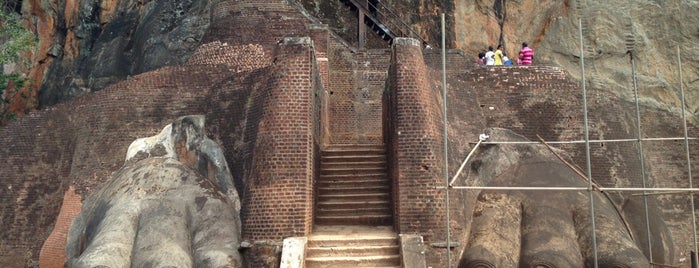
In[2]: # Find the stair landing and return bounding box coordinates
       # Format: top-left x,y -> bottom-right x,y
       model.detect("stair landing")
306,226 -> 401,268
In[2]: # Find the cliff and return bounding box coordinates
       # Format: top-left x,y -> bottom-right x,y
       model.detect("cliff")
8,0 -> 698,117
452,0 -> 699,116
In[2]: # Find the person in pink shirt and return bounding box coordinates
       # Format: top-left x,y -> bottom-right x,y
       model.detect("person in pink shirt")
518,42 -> 534,65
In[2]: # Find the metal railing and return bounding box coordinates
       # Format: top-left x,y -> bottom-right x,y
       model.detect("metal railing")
343,0 -> 431,47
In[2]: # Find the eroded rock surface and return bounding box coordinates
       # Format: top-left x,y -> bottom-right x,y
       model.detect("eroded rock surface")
65,115 -> 242,268
459,128 -> 673,267
23,0 -> 213,108
453,0 -> 699,114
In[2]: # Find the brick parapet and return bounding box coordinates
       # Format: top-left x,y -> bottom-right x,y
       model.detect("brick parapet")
423,48 -> 472,71
242,38 -> 317,242
459,65 -> 650,187
206,0 -> 312,58
186,41 -> 271,71
388,38 -> 449,263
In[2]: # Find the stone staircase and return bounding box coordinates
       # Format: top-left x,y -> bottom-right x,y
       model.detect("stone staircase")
307,144 -> 399,267
316,144 -> 393,225
305,226 -> 401,268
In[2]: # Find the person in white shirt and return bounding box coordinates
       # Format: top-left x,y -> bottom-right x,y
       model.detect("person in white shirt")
484,46 -> 495,65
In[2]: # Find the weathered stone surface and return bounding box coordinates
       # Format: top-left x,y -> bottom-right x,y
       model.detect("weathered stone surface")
400,234 -> 427,268
279,237 -> 306,268
458,128 -> 670,267
65,115 -> 242,267
27,0 -> 212,107
452,0 -> 699,114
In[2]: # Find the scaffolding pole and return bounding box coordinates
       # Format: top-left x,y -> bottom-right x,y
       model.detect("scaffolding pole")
677,45 -> 699,267
441,13 -> 451,268
478,137 -> 697,145
449,186 -> 699,192
580,18 -> 600,268
631,51 -> 654,263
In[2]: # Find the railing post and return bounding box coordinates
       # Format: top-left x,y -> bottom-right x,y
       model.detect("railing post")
358,0 -> 366,48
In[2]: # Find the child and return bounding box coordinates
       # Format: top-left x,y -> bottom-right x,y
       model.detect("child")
502,53 -> 513,66
477,52 -> 486,65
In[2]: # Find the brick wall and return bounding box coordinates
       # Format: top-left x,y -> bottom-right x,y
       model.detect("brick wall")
387,38 -> 451,264
187,41 -> 271,71
326,38 -> 390,144
38,186 -> 81,268
206,0 -> 312,57
0,33 -> 324,266
242,38 -> 317,241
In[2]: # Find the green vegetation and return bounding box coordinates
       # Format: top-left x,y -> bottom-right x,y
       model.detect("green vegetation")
1,0 -> 36,122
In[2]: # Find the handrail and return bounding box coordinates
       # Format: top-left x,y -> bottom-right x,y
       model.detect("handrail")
344,0 -> 431,47
370,1 -> 431,46
345,0 -> 395,39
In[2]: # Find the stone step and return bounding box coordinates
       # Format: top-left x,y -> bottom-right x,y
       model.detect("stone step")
321,167 -> 386,175
321,154 -> 386,163
315,214 -> 393,225
317,176 -> 391,185
306,226 -> 399,267
322,147 -> 386,158
317,200 -> 391,210
325,144 -> 386,150
317,184 -> 389,194
318,193 -> 390,203
308,233 -> 398,248
317,206 -> 392,217
305,255 -> 401,268
306,245 -> 400,258
315,143 -> 391,227
319,173 -> 387,181
321,160 -> 387,169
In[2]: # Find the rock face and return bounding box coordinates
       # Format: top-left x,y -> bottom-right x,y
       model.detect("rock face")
452,0 -> 699,115
65,115 -> 242,267
24,0 -> 212,107
15,0 -> 698,115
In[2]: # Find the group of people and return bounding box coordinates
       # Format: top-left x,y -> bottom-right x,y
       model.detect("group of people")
477,42 -> 534,66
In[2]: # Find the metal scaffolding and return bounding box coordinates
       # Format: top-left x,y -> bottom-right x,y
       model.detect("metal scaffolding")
439,14 -> 697,268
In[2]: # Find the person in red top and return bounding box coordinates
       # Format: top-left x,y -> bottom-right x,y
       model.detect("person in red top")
518,42 -> 534,65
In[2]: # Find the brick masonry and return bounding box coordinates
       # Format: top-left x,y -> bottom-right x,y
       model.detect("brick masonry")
38,186 -> 81,268
386,38 -> 451,265
0,33 -> 322,268
326,37 -> 390,144
242,38 -> 318,240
